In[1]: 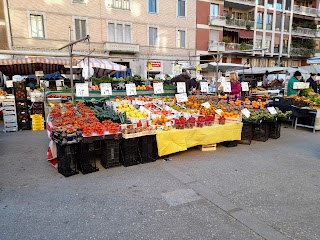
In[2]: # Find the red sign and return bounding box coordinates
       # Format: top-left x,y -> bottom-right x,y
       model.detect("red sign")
147,61 -> 161,67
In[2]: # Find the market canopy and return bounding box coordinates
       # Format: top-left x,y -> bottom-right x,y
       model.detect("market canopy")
306,57 -> 320,64
78,59 -> 127,72
186,62 -> 249,73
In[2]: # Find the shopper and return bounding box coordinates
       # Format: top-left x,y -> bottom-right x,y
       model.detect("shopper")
171,69 -> 191,95
230,71 -> 241,97
287,71 -> 302,96
306,73 -> 318,93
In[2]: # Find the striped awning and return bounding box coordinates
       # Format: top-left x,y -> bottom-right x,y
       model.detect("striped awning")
78,59 -> 127,72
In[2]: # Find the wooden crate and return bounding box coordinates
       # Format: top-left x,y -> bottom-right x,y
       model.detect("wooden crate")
198,143 -> 217,152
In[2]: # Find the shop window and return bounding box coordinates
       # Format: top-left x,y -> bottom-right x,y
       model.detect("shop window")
74,17 -> 88,40
177,29 -> 186,48
108,22 -> 131,43
149,27 -> 158,46
148,0 -> 157,13
178,0 -> 186,17
30,14 -> 45,38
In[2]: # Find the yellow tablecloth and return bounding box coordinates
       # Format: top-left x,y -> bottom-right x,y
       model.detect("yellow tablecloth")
156,122 -> 243,156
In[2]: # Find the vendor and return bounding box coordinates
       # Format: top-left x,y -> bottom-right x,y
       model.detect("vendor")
230,72 -> 241,97
306,73 -> 318,93
287,71 -> 302,96
171,69 -> 191,95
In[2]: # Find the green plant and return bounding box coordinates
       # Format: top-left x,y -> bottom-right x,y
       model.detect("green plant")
240,42 -> 248,50
225,13 -> 231,20
222,36 -> 231,44
246,24 -> 251,30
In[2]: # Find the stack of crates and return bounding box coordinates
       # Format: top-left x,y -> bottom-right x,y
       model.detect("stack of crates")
2,99 -> 18,132
31,114 -> 44,130
13,81 -> 31,130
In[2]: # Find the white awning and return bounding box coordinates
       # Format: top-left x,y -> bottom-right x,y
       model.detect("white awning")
78,59 -> 127,71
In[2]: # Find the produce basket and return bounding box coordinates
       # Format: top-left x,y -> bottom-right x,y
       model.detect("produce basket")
120,138 -> 141,167
239,122 -> 253,145
252,122 -> 269,142
101,139 -> 121,168
268,121 -> 281,139
139,135 -> 158,163
77,142 -> 99,174
57,144 -> 79,177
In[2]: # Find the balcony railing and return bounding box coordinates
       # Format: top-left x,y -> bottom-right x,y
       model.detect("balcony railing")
208,16 -> 226,27
104,42 -> 140,53
293,5 -> 319,16
208,41 -> 225,52
292,27 -> 316,37
290,47 -> 314,57
225,43 -> 254,51
225,0 -> 255,6
226,19 -> 254,29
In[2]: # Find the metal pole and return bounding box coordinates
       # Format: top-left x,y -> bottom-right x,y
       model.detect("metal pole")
278,0 -> 286,66
70,47 -> 74,103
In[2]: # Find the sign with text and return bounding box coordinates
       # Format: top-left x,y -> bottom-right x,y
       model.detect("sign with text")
215,109 -> 223,116
100,83 -> 112,96
241,82 -> 249,92
125,83 -> 137,96
175,93 -> 188,103
293,82 -> 310,90
267,107 -> 277,115
241,108 -> 251,118
201,102 -> 211,109
200,82 -> 209,93
177,82 -> 187,93
153,82 -> 164,94
223,82 -> 231,92
76,83 -> 89,97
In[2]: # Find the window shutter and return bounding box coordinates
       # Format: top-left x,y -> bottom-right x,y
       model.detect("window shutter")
116,23 -> 123,42
75,19 -> 80,40
108,23 -> 115,42
81,19 -> 87,38
209,30 -> 219,42
181,0 -> 186,16
181,30 -> 185,48
72,0 -> 85,3
124,25 -> 131,43
149,27 -> 153,46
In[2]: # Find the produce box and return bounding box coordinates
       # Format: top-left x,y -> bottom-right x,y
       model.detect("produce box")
100,139 -> 121,168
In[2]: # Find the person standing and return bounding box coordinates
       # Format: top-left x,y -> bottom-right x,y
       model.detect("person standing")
229,72 -> 241,97
287,71 -> 302,96
171,69 -> 191,95
306,73 -> 318,93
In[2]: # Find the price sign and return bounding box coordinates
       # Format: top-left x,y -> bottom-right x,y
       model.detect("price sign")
76,83 -> 89,97
215,109 -> 223,116
40,80 -> 49,88
175,93 -> 188,103
200,82 -> 209,93
267,107 -> 277,115
257,81 -> 262,87
223,82 -> 231,92
201,102 -> 211,109
153,82 -> 164,94
100,83 -> 112,96
177,82 -> 186,93
241,82 -> 249,92
126,83 -> 137,96
241,108 -> 251,118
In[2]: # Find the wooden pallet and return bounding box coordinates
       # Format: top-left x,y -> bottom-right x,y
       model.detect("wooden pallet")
198,143 -> 217,151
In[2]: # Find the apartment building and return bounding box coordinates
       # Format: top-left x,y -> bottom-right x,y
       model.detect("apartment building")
196,0 -> 320,68
0,0 -> 197,77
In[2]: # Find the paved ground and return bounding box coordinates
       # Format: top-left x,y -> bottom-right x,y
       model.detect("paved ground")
0,125 -> 319,240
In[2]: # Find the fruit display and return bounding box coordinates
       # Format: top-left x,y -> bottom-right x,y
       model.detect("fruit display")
0,90 -> 7,96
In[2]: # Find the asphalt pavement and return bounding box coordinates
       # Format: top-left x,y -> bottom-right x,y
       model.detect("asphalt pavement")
0,125 -> 319,240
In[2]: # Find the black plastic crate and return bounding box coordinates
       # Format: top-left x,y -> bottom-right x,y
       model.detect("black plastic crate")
13,81 -> 26,90
221,140 -> 239,147
120,138 -> 141,167
239,122 -> 253,145
14,90 -> 27,99
77,143 -> 99,174
57,144 -> 79,177
16,100 -> 28,108
139,135 -> 158,163
268,121 -> 281,139
101,139 -> 121,168
252,122 -> 269,142
18,121 -> 31,130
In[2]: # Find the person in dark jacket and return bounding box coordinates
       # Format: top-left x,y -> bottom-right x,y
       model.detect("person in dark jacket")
171,69 -> 191,95
306,73 -> 318,93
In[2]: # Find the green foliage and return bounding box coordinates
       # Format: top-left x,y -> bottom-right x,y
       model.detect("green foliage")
222,36 -> 231,44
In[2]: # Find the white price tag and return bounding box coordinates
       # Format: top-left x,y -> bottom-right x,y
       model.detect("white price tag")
257,81 -> 262,87
126,83 -> 137,96
175,93 -> 188,103
241,108 -> 251,118
241,82 -> 249,92
223,82 -> 231,92
100,83 -> 112,96
153,82 -> 164,94
267,107 -> 277,115
76,83 -> 89,97
201,102 -> 211,109
200,82 -> 209,93
40,80 -> 49,88
215,109 -> 223,116
177,82 -> 186,93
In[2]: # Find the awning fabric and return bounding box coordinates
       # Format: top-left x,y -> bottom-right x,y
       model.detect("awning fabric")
78,59 -> 127,72
223,28 -> 239,33
239,30 -> 254,39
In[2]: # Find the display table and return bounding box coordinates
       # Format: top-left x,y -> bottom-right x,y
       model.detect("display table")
156,122 -> 243,157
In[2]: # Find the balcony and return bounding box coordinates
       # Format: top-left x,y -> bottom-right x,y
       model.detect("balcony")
225,43 -> 254,51
290,47 -> 314,57
292,27 -> 316,37
226,19 -> 254,29
293,5 -> 319,17
225,0 -> 255,6
104,42 -> 140,53
208,41 -> 225,52
208,16 -> 226,27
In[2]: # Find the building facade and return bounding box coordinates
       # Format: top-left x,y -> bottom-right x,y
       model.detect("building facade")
0,0 -> 197,77
196,0 -> 320,68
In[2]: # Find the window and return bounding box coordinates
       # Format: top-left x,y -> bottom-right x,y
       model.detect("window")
266,13 -> 273,30
267,0 -> 274,8
30,14 -> 45,38
74,18 -> 87,40
256,12 -> 263,29
178,0 -> 186,17
177,29 -> 186,48
148,0 -> 157,13
149,27 -> 158,46
107,22 -> 131,43
72,0 -> 85,3
210,3 -> 219,16
108,0 -> 130,9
